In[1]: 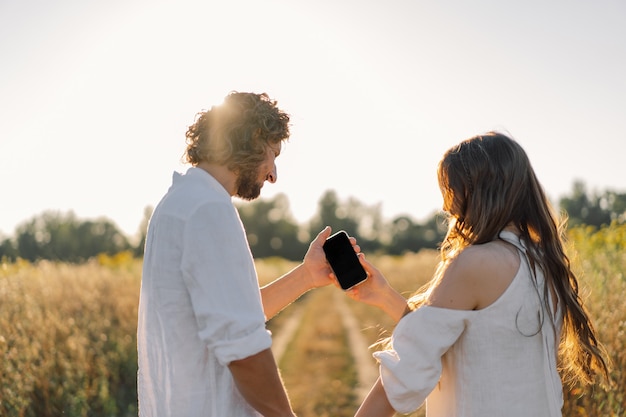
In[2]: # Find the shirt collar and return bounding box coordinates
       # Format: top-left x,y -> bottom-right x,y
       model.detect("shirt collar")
173,167 -> 231,199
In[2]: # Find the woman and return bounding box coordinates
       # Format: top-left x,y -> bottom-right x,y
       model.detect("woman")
349,132 -> 610,416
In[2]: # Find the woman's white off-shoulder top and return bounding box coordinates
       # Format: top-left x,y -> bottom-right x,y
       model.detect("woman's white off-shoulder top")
374,231 -> 563,416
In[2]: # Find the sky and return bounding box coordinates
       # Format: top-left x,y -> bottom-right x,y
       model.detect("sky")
1,0 -> 625,239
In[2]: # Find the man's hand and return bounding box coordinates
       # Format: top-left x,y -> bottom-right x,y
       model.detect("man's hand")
301,226 -> 336,289
303,226 -> 362,289
260,226 -> 362,320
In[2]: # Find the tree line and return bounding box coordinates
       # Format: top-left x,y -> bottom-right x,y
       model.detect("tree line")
1,181 -> 625,263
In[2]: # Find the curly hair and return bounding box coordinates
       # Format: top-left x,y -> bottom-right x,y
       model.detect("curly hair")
184,92 -> 290,172
429,131 -> 611,387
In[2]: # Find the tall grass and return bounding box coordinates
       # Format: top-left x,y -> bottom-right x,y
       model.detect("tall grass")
0,224 -> 624,416
561,224 -> 626,416
0,254 -> 139,417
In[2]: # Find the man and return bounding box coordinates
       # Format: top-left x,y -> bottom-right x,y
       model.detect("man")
137,92 -> 340,416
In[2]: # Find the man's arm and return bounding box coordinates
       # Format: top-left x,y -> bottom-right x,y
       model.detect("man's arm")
228,348 -> 296,417
260,227 -> 337,320
261,263 -> 317,320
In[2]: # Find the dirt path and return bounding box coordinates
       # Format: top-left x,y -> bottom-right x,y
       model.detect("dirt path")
271,302 -> 305,362
333,290 -> 379,401
271,291 -> 378,402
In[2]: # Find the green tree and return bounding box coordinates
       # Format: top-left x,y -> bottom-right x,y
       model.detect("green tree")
559,181 -> 615,228
237,193 -> 308,260
0,235 -> 17,261
308,190 -> 360,241
384,212 -> 446,255
14,211 -> 130,262
603,190 -> 626,223
341,197 -> 385,253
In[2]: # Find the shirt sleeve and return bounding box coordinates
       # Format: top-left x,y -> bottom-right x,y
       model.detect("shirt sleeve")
373,306 -> 470,414
181,201 -> 272,366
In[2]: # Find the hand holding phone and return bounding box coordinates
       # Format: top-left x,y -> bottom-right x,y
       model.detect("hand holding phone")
322,230 -> 367,290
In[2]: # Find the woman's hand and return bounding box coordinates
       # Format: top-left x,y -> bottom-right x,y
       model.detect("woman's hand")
344,253 -> 409,323
343,253 -> 391,305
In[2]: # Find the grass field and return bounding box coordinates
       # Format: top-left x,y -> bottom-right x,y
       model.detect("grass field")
1,225 -> 624,416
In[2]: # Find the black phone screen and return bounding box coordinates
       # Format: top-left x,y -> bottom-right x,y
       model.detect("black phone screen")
322,230 -> 367,290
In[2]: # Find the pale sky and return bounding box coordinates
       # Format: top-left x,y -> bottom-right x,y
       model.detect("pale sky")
1,0 -> 625,238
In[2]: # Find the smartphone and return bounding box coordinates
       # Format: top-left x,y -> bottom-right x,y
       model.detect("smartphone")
323,230 -> 367,290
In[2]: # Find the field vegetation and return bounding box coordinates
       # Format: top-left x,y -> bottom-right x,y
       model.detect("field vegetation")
1,225 -> 624,416
1,253 -> 139,417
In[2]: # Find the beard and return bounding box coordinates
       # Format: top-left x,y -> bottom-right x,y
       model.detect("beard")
235,166 -> 263,200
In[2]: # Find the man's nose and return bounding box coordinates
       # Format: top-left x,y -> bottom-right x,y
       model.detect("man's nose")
266,164 -> 277,183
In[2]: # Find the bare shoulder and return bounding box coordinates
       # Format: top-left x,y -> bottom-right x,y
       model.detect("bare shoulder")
427,241 -> 520,310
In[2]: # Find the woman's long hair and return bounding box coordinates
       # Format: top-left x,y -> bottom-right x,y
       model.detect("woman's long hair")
410,131 -> 610,386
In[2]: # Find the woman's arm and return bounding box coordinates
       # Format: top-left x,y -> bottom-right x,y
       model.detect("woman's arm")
355,377 -> 396,417
344,254 -> 409,323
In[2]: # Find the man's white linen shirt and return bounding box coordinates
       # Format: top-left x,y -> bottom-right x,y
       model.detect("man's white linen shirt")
137,167 -> 271,417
